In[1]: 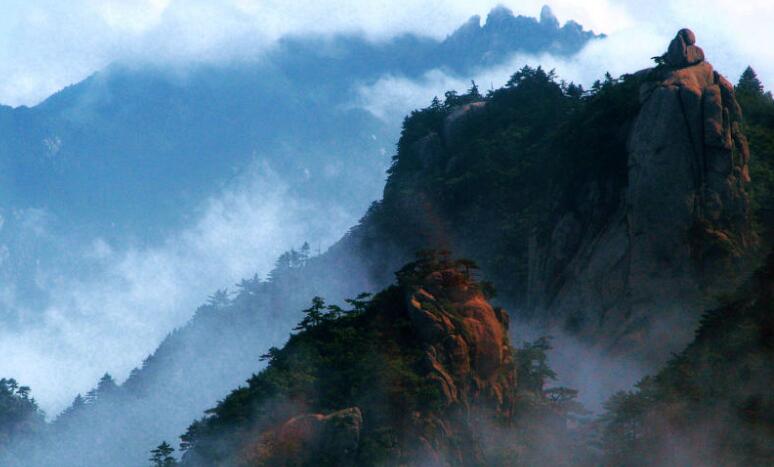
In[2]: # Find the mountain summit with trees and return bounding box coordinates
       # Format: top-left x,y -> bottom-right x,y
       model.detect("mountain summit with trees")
178,252 -> 587,466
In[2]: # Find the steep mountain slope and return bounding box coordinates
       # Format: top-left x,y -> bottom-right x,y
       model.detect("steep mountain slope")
0,8 -> 603,400
346,30 -> 760,362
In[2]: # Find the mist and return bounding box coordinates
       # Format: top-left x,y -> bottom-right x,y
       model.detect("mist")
1,0 -> 772,108
356,10 -> 771,125
0,160 -> 354,415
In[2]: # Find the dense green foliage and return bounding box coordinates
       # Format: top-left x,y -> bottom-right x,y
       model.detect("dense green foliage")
737,67 -> 774,240
368,66 -> 643,303
179,283 -> 440,465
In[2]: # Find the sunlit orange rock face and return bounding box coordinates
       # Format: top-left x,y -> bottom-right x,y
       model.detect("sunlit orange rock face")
398,269 -> 516,465
399,267 -> 516,465
407,268 -> 514,412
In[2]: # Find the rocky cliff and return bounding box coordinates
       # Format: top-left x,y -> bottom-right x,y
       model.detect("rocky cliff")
527,30 -> 756,362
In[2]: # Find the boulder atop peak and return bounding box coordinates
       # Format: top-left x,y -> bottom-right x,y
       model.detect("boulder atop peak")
664,28 -> 705,68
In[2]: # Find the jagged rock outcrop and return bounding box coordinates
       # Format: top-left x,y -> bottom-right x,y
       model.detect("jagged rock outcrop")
408,268 -> 513,409
407,269 -> 515,465
528,29 -> 755,364
664,28 -> 704,67
539,5 -> 560,29
405,267 -> 515,464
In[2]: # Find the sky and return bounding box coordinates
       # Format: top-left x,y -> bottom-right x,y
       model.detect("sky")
0,0 -> 772,107
0,0 -> 772,415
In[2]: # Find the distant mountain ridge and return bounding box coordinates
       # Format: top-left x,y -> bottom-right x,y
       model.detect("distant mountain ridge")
0,4 -> 600,241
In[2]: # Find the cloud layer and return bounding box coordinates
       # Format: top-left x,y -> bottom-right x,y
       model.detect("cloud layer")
0,0 -> 622,107
2,1 -> 771,107
355,1 -> 774,124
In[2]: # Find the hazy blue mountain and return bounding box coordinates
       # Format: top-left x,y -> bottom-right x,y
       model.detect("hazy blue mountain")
0,5 -> 599,243
0,6 -> 601,331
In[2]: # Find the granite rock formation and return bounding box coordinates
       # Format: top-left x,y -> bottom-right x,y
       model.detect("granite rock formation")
665,28 -> 705,67
402,265 -> 516,465
528,29 -> 755,364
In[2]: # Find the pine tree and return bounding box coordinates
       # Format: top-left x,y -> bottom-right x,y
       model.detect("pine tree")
468,80 -> 481,99
207,289 -> 230,308
55,393 -> 86,425
71,394 -> 85,410
235,274 -> 262,298
344,292 -> 372,315
0,378 -> 44,448
149,441 -> 176,466
97,373 -> 117,392
300,241 -> 311,264
293,296 -> 326,331
737,66 -> 764,96
96,373 -> 118,400
83,373 -> 119,405
515,337 -> 557,393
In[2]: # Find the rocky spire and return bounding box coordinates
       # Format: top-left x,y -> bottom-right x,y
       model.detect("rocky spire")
528,29 -> 755,365
624,29 -> 754,343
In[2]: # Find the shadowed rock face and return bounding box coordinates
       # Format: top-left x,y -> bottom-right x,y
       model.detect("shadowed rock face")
528,29 -> 755,365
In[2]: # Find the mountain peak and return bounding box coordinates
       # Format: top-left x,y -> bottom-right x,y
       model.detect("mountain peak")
540,5 -> 560,28
485,4 -> 515,25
